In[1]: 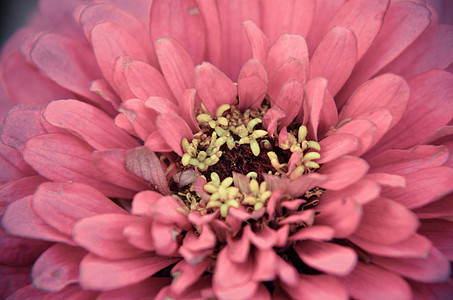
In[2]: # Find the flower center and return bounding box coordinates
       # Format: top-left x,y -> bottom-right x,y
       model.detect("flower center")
172,102 -> 323,218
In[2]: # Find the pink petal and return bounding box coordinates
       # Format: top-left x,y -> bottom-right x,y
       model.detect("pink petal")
145,130 -> 174,153
131,190 -> 163,217
156,113 -> 193,156
9,284 -> 98,300
73,213 -> 145,259
38,0 -> 87,42
315,198 -> 363,238
79,253 -> 180,290
155,37 -> 195,101
0,265 -> 34,299
178,88 -> 200,132
273,79 -> 304,128
91,149 -> 149,191
97,277 -> 170,300
243,20 -> 269,65
356,111 -> 393,148
144,97 -> 179,116
248,284 -> 271,300
382,24 -> 453,78
123,220 -> 154,251
125,146 -> 171,195
318,134 -> 359,164
227,234 -> 251,264
381,166 -> 453,209
244,225 -> 278,250
195,62 -> 237,115
90,21 -> 148,90
327,0 -> 389,60
310,26 -> 357,96
237,58 -> 268,111
294,240 -> 357,276
181,226 -> 216,253
320,178 -> 381,205
79,2 -> 155,63
43,100 -> 139,150
194,0 -> 222,67
123,59 -> 176,103
275,255 -> 299,287
338,262 -> 412,300
351,233 -> 432,258
420,219 -> 453,260
370,70 -> 453,153
268,58 -> 306,103
216,0 -> 261,80
1,196 -> 73,244
366,172 -> 406,188
423,125 -> 453,145
317,90 -> 339,138
319,156 -> 369,190
1,52 -> 74,105
278,210 -> 315,226
32,182 -> 126,236
150,0 -> 205,64
0,104 -> 47,152
188,210 -> 219,226
371,247 -> 451,283
284,274 -> 349,300
213,247 -> 258,300
114,111 -> 137,136
0,227 -> 51,267
337,1 -> 430,104
229,207 -> 265,224
306,0 -> 345,55
23,133 -> 134,198
368,145 -> 449,175
265,34 -> 309,80
105,0 -> 152,25
353,197 -> 419,245
266,189 -> 284,221
178,246 -> 212,267
414,194 -> 453,219
0,143 -> 36,184
0,175 -> 46,216
262,107 -> 285,136
339,73 -> 409,129
333,119 -> 377,156
264,173 -> 327,198
252,248 -> 277,282
171,258 -> 212,295
261,0 -> 315,43
289,225 -> 335,242
302,77 -> 327,138
29,33 -> 103,101
112,55 -> 136,100
151,223 -> 180,256
409,279 -> 453,300
118,98 -> 157,140
31,244 -> 87,292
90,79 -> 121,109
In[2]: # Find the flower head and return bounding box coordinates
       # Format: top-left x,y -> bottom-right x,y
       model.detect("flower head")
1,0 -> 453,299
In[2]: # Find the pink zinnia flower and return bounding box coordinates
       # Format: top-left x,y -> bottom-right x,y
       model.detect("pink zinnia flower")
1,0 -> 453,299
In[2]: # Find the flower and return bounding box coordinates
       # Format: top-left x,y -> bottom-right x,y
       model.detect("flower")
1,0 -> 453,299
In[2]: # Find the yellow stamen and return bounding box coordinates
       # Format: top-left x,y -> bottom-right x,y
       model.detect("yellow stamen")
298,125 -> 308,142
250,139 -> 260,156
216,104 -> 231,117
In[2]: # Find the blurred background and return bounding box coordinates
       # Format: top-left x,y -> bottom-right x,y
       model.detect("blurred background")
0,0 -> 38,45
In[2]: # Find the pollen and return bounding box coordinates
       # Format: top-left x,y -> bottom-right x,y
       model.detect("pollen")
175,103 -> 323,216
204,173 -> 241,217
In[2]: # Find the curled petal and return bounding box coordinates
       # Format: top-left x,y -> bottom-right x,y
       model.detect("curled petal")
125,147 -> 170,195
